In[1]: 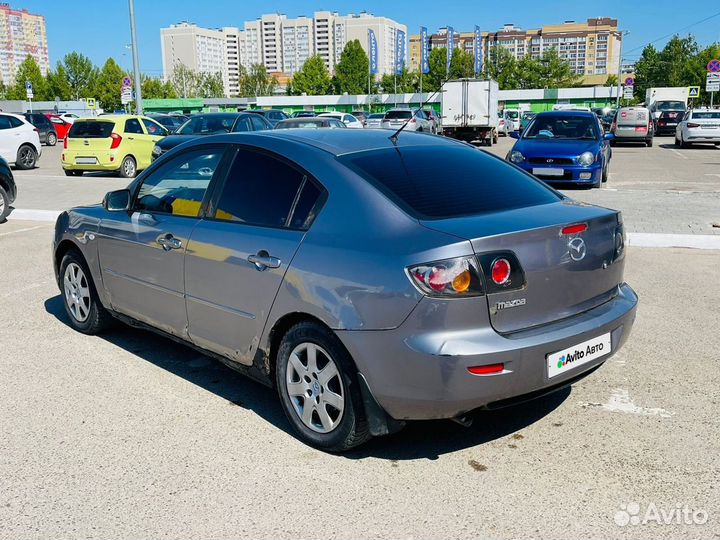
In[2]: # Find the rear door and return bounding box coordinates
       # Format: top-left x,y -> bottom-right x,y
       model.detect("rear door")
184,146 -> 324,364
97,145 -> 226,337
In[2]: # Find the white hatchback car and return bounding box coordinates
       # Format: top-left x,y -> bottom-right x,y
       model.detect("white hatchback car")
675,109 -> 720,148
318,112 -> 364,129
0,113 -> 42,169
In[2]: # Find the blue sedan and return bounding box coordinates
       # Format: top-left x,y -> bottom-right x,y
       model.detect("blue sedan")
506,111 -> 614,188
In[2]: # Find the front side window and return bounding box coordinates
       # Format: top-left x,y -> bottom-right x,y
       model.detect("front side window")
233,116 -> 253,132
124,118 -> 143,134
250,115 -> 269,131
141,118 -> 167,136
134,147 -> 223,217
214,148 -> 322,229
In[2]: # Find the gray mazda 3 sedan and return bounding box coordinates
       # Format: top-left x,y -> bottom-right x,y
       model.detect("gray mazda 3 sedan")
52,129 -> 637,452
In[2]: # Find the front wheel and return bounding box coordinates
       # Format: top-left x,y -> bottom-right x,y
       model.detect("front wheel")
59,250 -> 113,334
118,156 -> 136,178
15,145 -> 37,170
602,164 -> 609,183
46,132 -> 57,146
0,186 -> 9,222
276,322 -> 371,452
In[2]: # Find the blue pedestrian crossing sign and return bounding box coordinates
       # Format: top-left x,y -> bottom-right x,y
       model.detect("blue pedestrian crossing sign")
25,80 -> 33,98
688,86 -> 700,98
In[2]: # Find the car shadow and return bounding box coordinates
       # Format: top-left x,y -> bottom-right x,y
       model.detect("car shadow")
44,294 -> 569,460
659,143 -> 719,151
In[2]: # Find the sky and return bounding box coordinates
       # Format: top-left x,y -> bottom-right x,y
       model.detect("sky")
16,0 -> 720,76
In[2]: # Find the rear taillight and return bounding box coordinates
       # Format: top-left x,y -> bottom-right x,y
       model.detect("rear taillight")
635,126 -> 647,132
408,256 -> 484,297
561,223 -> 588,235
491,258 -> 511,285
110,132 -> 122,149
687,122 -> 700,129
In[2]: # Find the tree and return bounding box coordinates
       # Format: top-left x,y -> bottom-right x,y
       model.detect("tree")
169,63 -> 227,98
380,68 -> 420,93
93,58 -> 127,112
449,49 -> 474,79
659,35 -> 699,87
424,47 -> 448,92
141,75 -> 177,99
47,63 -> 73,100
289,55 -> 332,95
536,49 -> 582,88
62,52 -> 95,100
197,72 -> 225,98
8,55 -> 49,100
633,44 -> 662,101
605,74 -> 619,87
240,64 -> 277,97
0,79 -> 6,100
334,40 -> 369,94
485,46 -> 519,89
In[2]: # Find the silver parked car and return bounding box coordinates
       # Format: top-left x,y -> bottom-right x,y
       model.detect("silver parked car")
364,112 -> 385,129
381,109 -> 434,132
53,130 -> 637,452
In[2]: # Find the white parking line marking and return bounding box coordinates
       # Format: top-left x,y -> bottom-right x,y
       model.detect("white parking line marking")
669,148 -> 688,160
0,225 -> 44,237
8,209 -> 62,222
628,233 -> 720,250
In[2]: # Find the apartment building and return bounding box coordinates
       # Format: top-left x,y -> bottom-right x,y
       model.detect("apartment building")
161,22 -> 226,86
0,3 -> 49,86
409,18 -> 622,85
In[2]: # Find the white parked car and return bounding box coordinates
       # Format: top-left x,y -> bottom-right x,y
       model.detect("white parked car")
380,109 -> 433,132
675,109 -> 720,148
58,112 -> 79,124
318,112 -> 364,129
0,113 -> 42,169
501,109 -> 521,135
365,112 -> 385,129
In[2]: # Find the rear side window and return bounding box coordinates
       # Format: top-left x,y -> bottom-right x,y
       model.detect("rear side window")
250,115 -> 269,131
0,116 -> 13,130
213,148 -> 322,229
342,145 -> 560,220
68,121 -> 114,138
124,118 -> 143,134
233,116 -> 252,132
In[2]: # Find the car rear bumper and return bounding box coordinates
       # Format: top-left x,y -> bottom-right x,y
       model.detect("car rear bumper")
62,150 -> 121,171
686,133 -> 720,142
338,283 -> 637,421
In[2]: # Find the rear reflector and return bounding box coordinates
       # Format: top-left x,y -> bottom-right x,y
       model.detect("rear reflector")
468,363 -> 504,375
491,258 -> 511,285
561,223 -> 588,235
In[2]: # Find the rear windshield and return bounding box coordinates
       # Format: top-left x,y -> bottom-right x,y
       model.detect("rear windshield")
68,121 -> 114,138
369,113 -> 385,119
342,145 -> 560,220
657,101 -> 685,111
385,110 -> 412,120
177,114 -> 237,135
691,111 -> 720,119
505,110 -> 519,119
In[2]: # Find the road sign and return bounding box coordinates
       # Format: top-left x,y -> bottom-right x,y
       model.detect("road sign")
688,86 -> 700,99
121,86 -> 133,105
25,80 -> 33,99
708,59 -> 720,73
623,85 -> 634,99
86,98 -> 96,109
624,77 -> 634,86
122,76 -> 133,87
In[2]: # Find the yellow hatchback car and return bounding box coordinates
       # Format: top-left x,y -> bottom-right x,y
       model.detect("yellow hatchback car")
62,115 -> 168,178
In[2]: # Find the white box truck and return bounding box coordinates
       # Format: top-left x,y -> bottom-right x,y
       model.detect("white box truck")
645,87 -> 689,120
441,79 -> 499,146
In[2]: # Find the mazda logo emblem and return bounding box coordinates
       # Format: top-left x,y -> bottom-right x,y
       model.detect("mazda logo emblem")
546,158 -> 554,163
568,237 -> 587,261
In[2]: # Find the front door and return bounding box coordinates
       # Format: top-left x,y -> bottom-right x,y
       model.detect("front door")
97,145 -> 226,337
184,147 -> 324,364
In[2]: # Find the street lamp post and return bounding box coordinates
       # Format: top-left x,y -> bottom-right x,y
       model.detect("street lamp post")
615,30 -> 629,107
128,0 -> 143,114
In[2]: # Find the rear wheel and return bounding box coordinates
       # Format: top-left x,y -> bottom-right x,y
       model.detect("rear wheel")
0,186 -> 9,222
646,138 -> 653,147
276,321 -> 370,452
46,132 -> 57,146
15,145 -> 37,170
59,250 -> 113,335
118,156 -> 136,178
675,135 -> 681,147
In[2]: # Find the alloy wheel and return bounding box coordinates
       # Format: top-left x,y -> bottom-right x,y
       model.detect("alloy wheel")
19,147 -> 35,168
123,158 -> 135,177
63,262 -> 91,322
285,342 -> 345,434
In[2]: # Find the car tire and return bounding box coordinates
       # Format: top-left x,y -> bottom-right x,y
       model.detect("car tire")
0,186 -> 9,222
46,132 -> 57,146
275,321 -> 371,452
118,156 -> 136,178
15,144 -> 37,170
646,138 -> 653,147
59,250 -> 113,335
675,135 -> 681,147
602,164 -> 609,183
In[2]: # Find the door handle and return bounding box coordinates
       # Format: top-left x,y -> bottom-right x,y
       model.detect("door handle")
247,250 -> 281,271
127,136 -> 135,140
156,233 -> 182,251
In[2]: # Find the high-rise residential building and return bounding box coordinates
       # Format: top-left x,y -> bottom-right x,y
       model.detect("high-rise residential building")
0,4 -> 49,86
161,11 -> 406,97
409,18 -> 622,86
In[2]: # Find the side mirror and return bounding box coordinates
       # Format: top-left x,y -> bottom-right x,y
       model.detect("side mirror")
509,131 -> 521,139
103,189 -> 131,212
604,133 -> 615,141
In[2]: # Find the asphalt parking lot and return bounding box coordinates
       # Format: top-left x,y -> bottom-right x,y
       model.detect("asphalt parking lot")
1,136 -> 719,539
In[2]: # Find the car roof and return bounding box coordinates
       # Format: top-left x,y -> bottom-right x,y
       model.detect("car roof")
535,110 -> 597,118
191,128 -> 462,157
0,112 -> 25,120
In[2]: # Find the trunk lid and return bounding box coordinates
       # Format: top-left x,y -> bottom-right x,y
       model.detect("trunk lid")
66,119 -> 116,151
421,200 -> 624,334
